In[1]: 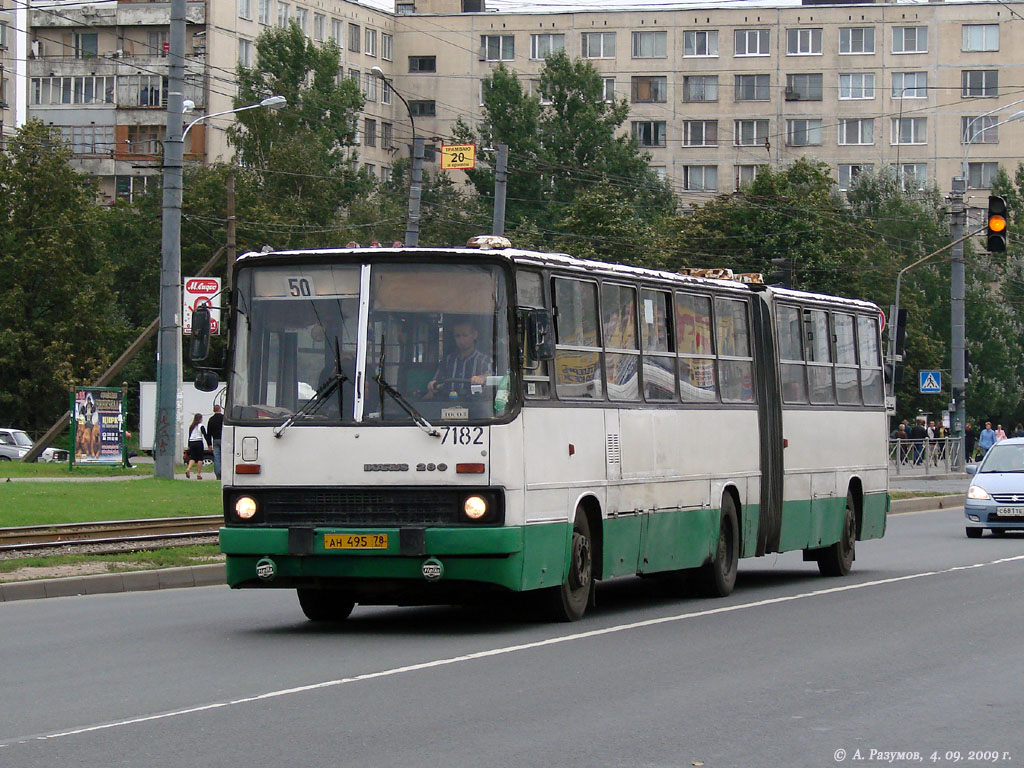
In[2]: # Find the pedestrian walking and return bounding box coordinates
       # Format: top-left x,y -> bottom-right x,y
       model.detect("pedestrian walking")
185,413 -> 205,480
204,404 -> 223,480
978,421 -> 997,458
995,424 -> 1008,442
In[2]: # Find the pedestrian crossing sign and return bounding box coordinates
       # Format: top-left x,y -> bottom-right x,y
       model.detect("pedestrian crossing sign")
919,370 -> 942,393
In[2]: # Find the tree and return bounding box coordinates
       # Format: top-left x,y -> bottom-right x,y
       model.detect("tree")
0,121 -> 126,432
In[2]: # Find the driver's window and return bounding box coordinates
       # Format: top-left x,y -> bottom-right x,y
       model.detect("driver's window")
517,270 -> 550,399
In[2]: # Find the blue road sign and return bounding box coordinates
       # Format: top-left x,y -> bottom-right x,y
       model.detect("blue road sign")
919,370 -> 942,393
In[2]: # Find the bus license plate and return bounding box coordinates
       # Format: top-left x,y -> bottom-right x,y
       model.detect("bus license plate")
324,533 -> 388,550
994,507 -> 1024,517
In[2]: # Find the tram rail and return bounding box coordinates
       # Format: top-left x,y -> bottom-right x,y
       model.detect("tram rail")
0,516 -> 221,555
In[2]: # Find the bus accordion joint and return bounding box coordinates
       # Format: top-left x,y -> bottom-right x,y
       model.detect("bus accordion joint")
678,267 -> 764,285
456,463 -> 486,474
235,464 -> 261,475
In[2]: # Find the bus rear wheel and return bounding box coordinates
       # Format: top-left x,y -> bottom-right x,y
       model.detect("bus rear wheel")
818,493 -> 856,577
696,495 -> 739,598
297,588 -> 356,622
539,511 -> 593,622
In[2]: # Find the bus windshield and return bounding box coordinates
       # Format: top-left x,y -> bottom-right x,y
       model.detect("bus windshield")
229,261 -> 512,425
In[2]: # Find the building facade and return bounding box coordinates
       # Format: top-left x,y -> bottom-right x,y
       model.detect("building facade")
20,0 -> 1024,207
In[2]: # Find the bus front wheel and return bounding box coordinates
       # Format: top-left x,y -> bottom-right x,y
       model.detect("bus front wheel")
297,588 -> 356,622
539,511 -> 593,622
697,495 -> 739,598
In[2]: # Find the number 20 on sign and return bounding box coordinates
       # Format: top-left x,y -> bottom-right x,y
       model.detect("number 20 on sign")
441,144 -> 476,170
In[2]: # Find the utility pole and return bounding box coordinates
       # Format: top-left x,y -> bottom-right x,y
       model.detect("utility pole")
154,0 -> 186,479
226,170 -> 237,291
950,176 -> 967,471
492,143 -> 508,236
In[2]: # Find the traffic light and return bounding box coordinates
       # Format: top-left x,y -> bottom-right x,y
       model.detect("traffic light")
769,257 -> 793,288
987,195 -> 1008,252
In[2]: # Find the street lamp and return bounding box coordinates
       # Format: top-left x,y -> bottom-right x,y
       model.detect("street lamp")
154,94 -> 286,479
372,65 -> 423,247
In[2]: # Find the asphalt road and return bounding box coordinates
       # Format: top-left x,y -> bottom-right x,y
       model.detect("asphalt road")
2,505 -> 1022,768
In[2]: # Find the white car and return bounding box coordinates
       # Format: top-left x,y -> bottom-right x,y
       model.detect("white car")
0,428 -> 68,462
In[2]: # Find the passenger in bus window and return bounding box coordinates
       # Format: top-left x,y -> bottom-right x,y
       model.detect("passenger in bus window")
427,320 -> 493,398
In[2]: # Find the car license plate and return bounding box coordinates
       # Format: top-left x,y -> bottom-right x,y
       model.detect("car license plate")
324,533 -> 388,550
995,507 -> 1024,517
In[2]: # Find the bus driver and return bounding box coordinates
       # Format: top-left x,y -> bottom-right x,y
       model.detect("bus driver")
427,319 -> 493,398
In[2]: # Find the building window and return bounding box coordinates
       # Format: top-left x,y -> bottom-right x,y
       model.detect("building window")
632,121 -> 666,147
787,28 -> 822,55
962,70 -> 998,98
365,29 -> 377,57
294,7 -> 307,34
73,32 -> 98,59
238,0 -> 253,21
892,72 -> 927,99
683,165 -> 717,192
58,124 -> 114,155
364,72 -> 377,100
348,23 -> 361,53
127,125 -> 163,155
786,73 -> 822,101
602,77 -> 615,102
364,118 -> 376,147
962,115 -> 999,144
115,175 -> 155,202
893,26 -> 927,54
631,76 -> 666,103
963,24 -> 998,52
410,100 -> 436,117
331,18 -> 343,45
313,13 -> 324,41
382,121 -> 394,149
582,31 -> 615,59
683,75 -> 718,103
31,75 -> 115,105
891,117 -> 927,145
838,118 -> 873,145
276,2 -> 289,29
891,163 -> 928,190
530,33 -> 565,60
481,34 -> 514,61
839,73 -> 874,100
118,74 -> 167,107
786,119 -> 823,146
382,80 -> 392,105
735,74 -> 769,101
839,27 -> 874,54
381,166 -> 392,184
734,29 -> 768,56
238,38 -> 253,67
651,166 -> 667,181
735,164 -> 765,187
382,33 -> 393,61
148,30 -> 169,57
631,30 -> 667,59
258,0 -> 271,25
683,30 -> 718,57
734,119 -> 768,146
409,56 -> 436,72
683,120 -> 717,147
967,162 -> 999,189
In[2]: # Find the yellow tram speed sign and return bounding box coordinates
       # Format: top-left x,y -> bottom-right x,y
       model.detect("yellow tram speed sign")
441,144 -> 476,170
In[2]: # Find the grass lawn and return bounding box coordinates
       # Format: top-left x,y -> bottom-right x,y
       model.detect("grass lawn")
0,462 -> 152,479
1,477 -> 221,526
0,545 -> 223,579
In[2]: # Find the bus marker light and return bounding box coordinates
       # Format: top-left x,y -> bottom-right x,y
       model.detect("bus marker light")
464,496 -> 488,519
236,464 -> 261,474
569,444 -> 575,456
422,558 -> 444,582
256,557 -> 277,581
456,463 -> 485,474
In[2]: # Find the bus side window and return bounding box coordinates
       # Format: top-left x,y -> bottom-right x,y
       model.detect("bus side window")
715,297 -> 755,403
641,289 -> 676,401
603,283 -> 640,402
676,292 -> 717,402
553,277 -> 602,400
834,312 -> 861,405
857,315 -> 884,405
804,308 -> 835,405
516,270 -> 550,399
776,304 -> 807,404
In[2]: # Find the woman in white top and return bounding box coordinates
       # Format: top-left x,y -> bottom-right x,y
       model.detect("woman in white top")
185,413 -> 205,479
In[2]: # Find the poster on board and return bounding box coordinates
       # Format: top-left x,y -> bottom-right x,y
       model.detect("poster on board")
71,387 -> 124,466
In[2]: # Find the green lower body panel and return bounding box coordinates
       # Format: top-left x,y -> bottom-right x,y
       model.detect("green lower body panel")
860,491 -> 889,540
639,508 -> 715,574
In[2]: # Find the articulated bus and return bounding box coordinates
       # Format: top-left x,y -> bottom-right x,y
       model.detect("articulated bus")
197,237 -> 888,622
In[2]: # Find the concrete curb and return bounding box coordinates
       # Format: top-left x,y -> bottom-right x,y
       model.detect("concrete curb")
890,494 -> 963,513
0,563 -> 225,603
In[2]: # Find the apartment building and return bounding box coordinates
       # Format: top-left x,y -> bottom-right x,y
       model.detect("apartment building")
21,0 -> 1024,205
1,0 -> 12,143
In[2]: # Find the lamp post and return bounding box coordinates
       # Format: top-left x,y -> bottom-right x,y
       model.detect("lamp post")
153,93 -> 286,479
372,65 -> 423,247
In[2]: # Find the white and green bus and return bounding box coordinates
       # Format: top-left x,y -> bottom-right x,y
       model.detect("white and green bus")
199,238 -> 888,622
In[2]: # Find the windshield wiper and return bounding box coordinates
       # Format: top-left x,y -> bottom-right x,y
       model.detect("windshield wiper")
373,373 -> 440,438
274,339 -> 347,438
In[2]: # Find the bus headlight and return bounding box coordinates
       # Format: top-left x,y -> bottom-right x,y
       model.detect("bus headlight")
463,495 -> 488,520
235,496 -> 258,520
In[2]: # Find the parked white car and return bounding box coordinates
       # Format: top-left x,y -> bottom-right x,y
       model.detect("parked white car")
0,428 -> 68,462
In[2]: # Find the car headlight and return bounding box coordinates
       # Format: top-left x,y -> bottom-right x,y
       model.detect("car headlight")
235,496 -> 258,520
463,495 -> 488,521
967,485 -> 991,500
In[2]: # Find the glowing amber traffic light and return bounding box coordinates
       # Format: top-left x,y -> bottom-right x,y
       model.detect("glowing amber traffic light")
987,195 -> 1008,252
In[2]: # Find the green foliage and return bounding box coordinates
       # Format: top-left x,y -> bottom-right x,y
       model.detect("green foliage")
0,121 -> 126,433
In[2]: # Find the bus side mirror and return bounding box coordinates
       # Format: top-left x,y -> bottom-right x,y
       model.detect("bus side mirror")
194,369 -> 219,392
190,305 -> 211,362
528,309 -> 555,361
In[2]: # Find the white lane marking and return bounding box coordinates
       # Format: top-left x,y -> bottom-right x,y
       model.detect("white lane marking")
7,553 -> 1024,748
